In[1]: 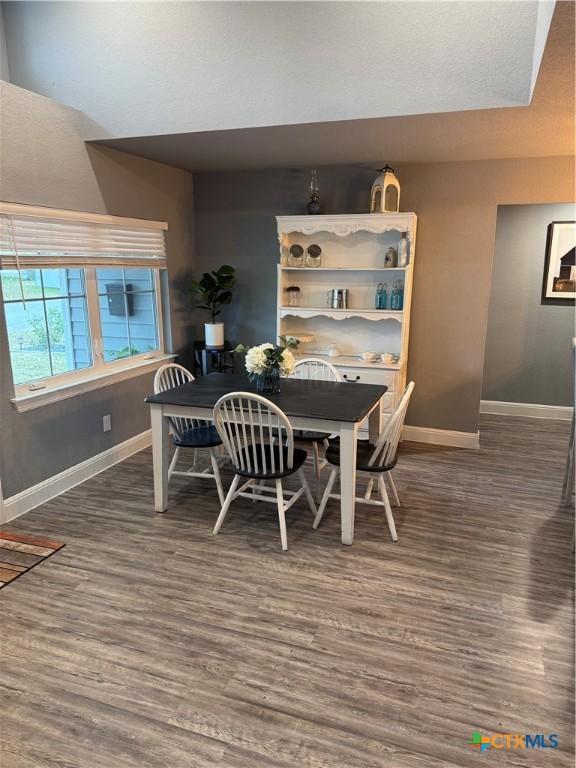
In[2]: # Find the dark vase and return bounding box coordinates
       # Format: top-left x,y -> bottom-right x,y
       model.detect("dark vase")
307,195 -> 321,215
255,367 -> 281,395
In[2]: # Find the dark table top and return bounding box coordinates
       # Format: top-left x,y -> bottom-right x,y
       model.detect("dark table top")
146,373 -> 387,424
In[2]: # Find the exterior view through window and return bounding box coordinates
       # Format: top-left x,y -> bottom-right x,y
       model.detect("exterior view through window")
1,267 -> 160,387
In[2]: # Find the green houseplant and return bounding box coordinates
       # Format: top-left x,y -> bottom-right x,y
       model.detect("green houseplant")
190,265 -> 236,347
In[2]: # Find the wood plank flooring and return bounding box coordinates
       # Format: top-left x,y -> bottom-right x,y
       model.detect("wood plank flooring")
0,415 -> 573,767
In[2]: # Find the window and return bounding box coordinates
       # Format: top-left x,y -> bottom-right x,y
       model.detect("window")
0,204 -> 170,407
96,268 -> 159,362
1,268 -> 92,386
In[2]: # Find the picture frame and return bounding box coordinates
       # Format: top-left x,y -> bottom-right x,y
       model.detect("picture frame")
541,221 -> 576,305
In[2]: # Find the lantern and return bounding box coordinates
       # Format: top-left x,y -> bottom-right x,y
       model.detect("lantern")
370,165 -> 400,213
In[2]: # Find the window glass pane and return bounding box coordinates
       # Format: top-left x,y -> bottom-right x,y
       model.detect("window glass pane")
96,267 -> 159,362
124,268 -> 154,292
45,296 -> 92,374
4,302 -> 51,385
41,268 -> 85,297
2,269 -> 92,385
1,269 -> 44,300
98,294 -> 130,361
96,269 -> 124,295
127,291 -> 158,354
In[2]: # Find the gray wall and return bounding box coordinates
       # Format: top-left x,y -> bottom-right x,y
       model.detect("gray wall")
194,166 -> 374,345
0,82 -> 196,498
0,4 -> 9,82
482,204 -> 575,407
194,156 -> 575,435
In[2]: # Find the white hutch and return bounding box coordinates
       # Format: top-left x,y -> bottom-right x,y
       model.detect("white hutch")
276,213 -> 417,434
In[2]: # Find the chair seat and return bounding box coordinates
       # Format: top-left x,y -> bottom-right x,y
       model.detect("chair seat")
234,445 -> 308,480
173,424 -> 222,448
325,438 -> 397,473
293,429 -> 331,442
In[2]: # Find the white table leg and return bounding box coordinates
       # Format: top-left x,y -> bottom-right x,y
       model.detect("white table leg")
339,422 -> 358,545
151,404 -> 169,512
368,400 -> 383,443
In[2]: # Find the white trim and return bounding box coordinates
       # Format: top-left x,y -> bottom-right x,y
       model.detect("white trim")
0,429 -> 152,523
480,400 -> 573,421
280,307 -> 403,322
11,353 -> 176,412
0,201 -> 168,230
276,213 -> 417,239
402,425 -> 480,449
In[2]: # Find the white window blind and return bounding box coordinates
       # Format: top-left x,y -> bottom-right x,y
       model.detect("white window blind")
0,203 -> 168,269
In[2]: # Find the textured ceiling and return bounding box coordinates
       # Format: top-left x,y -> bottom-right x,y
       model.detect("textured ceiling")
3,0 -> 557,140
96,1 -> 574,170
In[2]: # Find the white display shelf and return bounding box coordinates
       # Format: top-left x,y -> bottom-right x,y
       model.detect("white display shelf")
280,307 -> 403,322
276,213 -> 417,417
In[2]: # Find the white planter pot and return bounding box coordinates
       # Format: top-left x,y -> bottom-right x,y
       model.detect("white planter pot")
205,322 -> 224,347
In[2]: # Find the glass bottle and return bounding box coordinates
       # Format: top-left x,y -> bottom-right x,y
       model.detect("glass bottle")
397,234 -> 409,267
375,282 -> 387,309
390,280 -> 404,311
307,169 -> 321,215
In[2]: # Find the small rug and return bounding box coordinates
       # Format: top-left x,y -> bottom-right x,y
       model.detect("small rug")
0,531 -> 65,589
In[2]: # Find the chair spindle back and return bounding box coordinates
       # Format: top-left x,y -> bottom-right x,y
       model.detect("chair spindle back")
292,357 -> 342,382
154,363 -> 198,437
368,381 -> 415,469
214,392 -> 294,476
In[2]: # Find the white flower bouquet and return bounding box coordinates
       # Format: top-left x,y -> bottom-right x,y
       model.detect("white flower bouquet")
236,337 -> 298,393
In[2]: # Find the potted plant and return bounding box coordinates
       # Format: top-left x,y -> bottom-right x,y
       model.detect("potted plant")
190,265 -> 236,347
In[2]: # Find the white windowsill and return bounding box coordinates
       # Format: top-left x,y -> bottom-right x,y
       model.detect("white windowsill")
10,353 -> 176,413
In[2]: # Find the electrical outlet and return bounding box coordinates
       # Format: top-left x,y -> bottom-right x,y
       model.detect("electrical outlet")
103,414 -> 112,432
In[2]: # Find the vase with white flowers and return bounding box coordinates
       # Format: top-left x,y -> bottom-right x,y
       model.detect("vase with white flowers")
237,337 -> 299,395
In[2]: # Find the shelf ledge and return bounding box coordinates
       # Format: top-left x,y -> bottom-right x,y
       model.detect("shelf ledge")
280,307 -> 403,322
276,213 -> 417,239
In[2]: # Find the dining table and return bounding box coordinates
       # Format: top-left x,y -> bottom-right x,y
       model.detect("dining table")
145,372 -> 387,545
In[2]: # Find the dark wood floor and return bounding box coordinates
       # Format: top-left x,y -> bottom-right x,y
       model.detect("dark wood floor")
1,415 -> 573,767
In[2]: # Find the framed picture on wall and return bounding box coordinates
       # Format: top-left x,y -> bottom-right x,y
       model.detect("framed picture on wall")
542,221 -> 576,305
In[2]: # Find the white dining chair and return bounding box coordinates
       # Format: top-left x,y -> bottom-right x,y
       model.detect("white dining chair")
212,392 -> 316,550
290,357 -> 342,498
153,363 -> 225,505
313,381 -> 415,541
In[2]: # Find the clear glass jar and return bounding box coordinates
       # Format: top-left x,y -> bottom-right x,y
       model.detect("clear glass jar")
287,244 -> 304,267
305,243 -> 322,268
286,286 -> 301,307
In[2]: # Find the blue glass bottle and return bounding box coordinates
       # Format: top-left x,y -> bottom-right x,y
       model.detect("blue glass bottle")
375,282 -> 387,309
390,281 -> 404,311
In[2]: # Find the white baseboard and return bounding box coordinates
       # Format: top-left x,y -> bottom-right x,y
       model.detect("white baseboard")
402,425 -> 479,449
480,400 -> 573,421
0,430 -> 152,524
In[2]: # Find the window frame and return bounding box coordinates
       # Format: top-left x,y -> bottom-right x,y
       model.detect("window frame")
87,266 -> 165,374
3,267 -> 172,411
